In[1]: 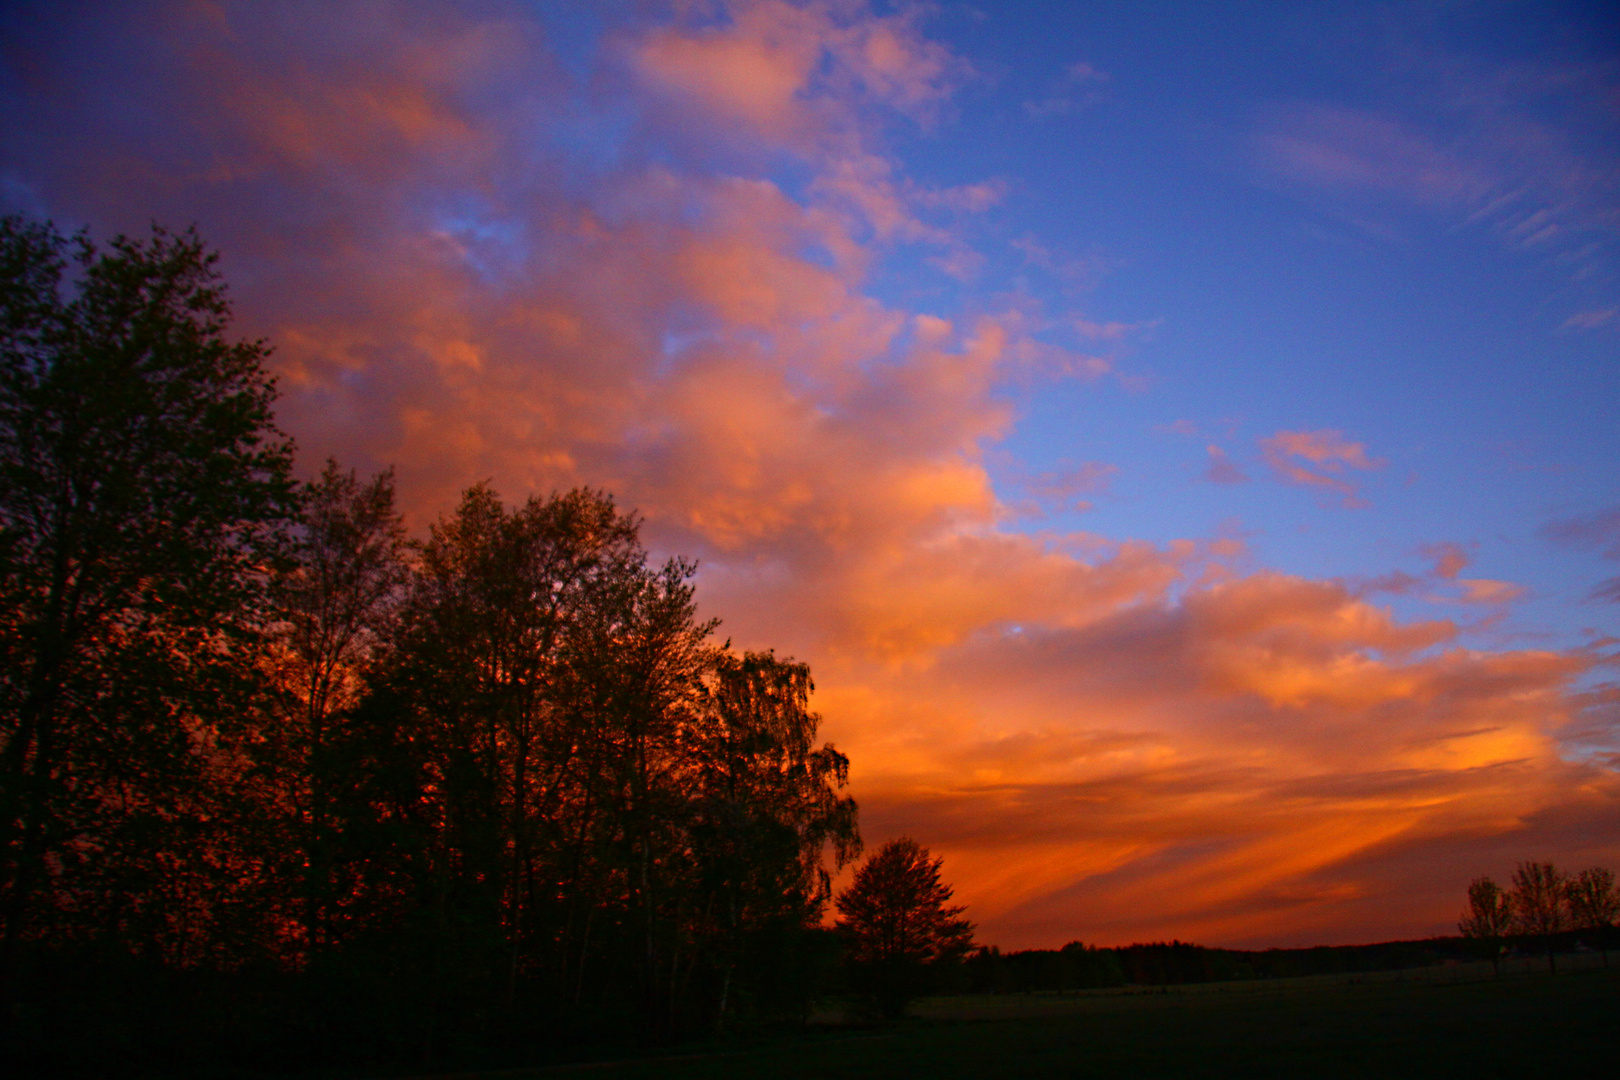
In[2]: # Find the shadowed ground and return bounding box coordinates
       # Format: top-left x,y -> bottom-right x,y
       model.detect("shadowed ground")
387,963 -> 1615,1080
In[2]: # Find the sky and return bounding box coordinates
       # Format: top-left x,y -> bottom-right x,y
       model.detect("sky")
2,0 -> 1617,949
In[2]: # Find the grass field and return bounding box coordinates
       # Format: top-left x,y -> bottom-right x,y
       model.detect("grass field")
401,963 -> 1617,1080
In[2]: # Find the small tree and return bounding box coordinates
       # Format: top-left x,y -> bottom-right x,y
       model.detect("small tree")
1509,861 -> 1567,975
1566,866 -> 1619,968
835,837 -> 973,1018
1458,876 -> 1513,976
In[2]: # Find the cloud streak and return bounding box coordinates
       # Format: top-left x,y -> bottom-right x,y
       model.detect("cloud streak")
1249,37 -> 1620,315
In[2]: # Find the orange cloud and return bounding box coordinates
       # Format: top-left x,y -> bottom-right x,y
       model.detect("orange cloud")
839,573 -> 1599,946
1456,578 -> 1527,605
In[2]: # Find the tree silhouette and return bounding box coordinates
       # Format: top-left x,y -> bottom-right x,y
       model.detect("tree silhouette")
0,216 -> 295,1012
688,650 -> 861,1025
0,215 -> 863,1069
258,461 -> 409,960
1457,876 -> 1513,975
835,837 -> 973,1018
1566,866 -> 1618,967
1509,861 -> 1568,974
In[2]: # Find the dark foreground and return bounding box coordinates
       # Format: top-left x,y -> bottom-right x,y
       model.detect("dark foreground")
390,964 -> 1616,1080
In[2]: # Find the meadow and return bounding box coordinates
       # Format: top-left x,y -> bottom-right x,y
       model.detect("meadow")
395,962 -> 1616,1080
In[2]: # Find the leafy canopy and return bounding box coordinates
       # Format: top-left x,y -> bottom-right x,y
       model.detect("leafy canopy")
835,836 -> 973,967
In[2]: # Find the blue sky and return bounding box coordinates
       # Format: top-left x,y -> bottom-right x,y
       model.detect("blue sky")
805,0 -> 1619,659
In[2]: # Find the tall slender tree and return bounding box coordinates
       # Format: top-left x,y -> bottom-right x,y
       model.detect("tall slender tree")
686,650 -> 861,1026
258,461 -> 409,960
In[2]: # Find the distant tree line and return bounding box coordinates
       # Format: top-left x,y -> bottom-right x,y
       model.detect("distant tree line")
0,216 -> 864,1074
951,861 -> 1618,997
953,937 -> 1498,995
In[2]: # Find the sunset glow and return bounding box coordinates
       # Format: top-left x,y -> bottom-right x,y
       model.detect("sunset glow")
4,0 -> 1614,949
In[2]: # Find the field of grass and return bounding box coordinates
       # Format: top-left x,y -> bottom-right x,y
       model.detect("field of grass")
399,963 -> 1616,1080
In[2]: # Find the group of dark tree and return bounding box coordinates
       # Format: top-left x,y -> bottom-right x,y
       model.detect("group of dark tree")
0,216 -> 991,1073
1459,862 -> 1619,974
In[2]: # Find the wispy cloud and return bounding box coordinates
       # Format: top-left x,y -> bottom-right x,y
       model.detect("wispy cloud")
1456,578 -> 1527,605
1259,429 -> 1384,507
1015,460 -> 1119,514
1248,33 -> 1620,316
1203,445 -> 1248,485
1543,506 -> 1620,602
1543,506 -> 1620,561
1561,307 -> 1616,331
1024,59 -> 1110,119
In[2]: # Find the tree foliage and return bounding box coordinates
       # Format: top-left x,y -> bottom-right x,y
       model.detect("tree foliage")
1456,861 -> 1620,976
1565,866 -> 1618,967
835,836 -> 973,1018
1509,860 -> 1567,970
1457,876 -> 1513,974
0,215 -> 295,986
1565,866 -> 1618,931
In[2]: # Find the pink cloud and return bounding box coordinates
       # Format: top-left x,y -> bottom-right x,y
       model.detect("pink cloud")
1456,579 -> 1527,605
1420,541 -> 1472,580
1073,318 -> 1143,340
1009,461 -> 1118,515
1259,429 -> 1384,507
1009,233 -> 1117,291
914,178 -> 1007,213
1255,105 -> 1488,206
1560,307 -> 1616,331
633,0 -> 963,154
1024,59 -> 1111,119
1203,445 -> 1248,485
